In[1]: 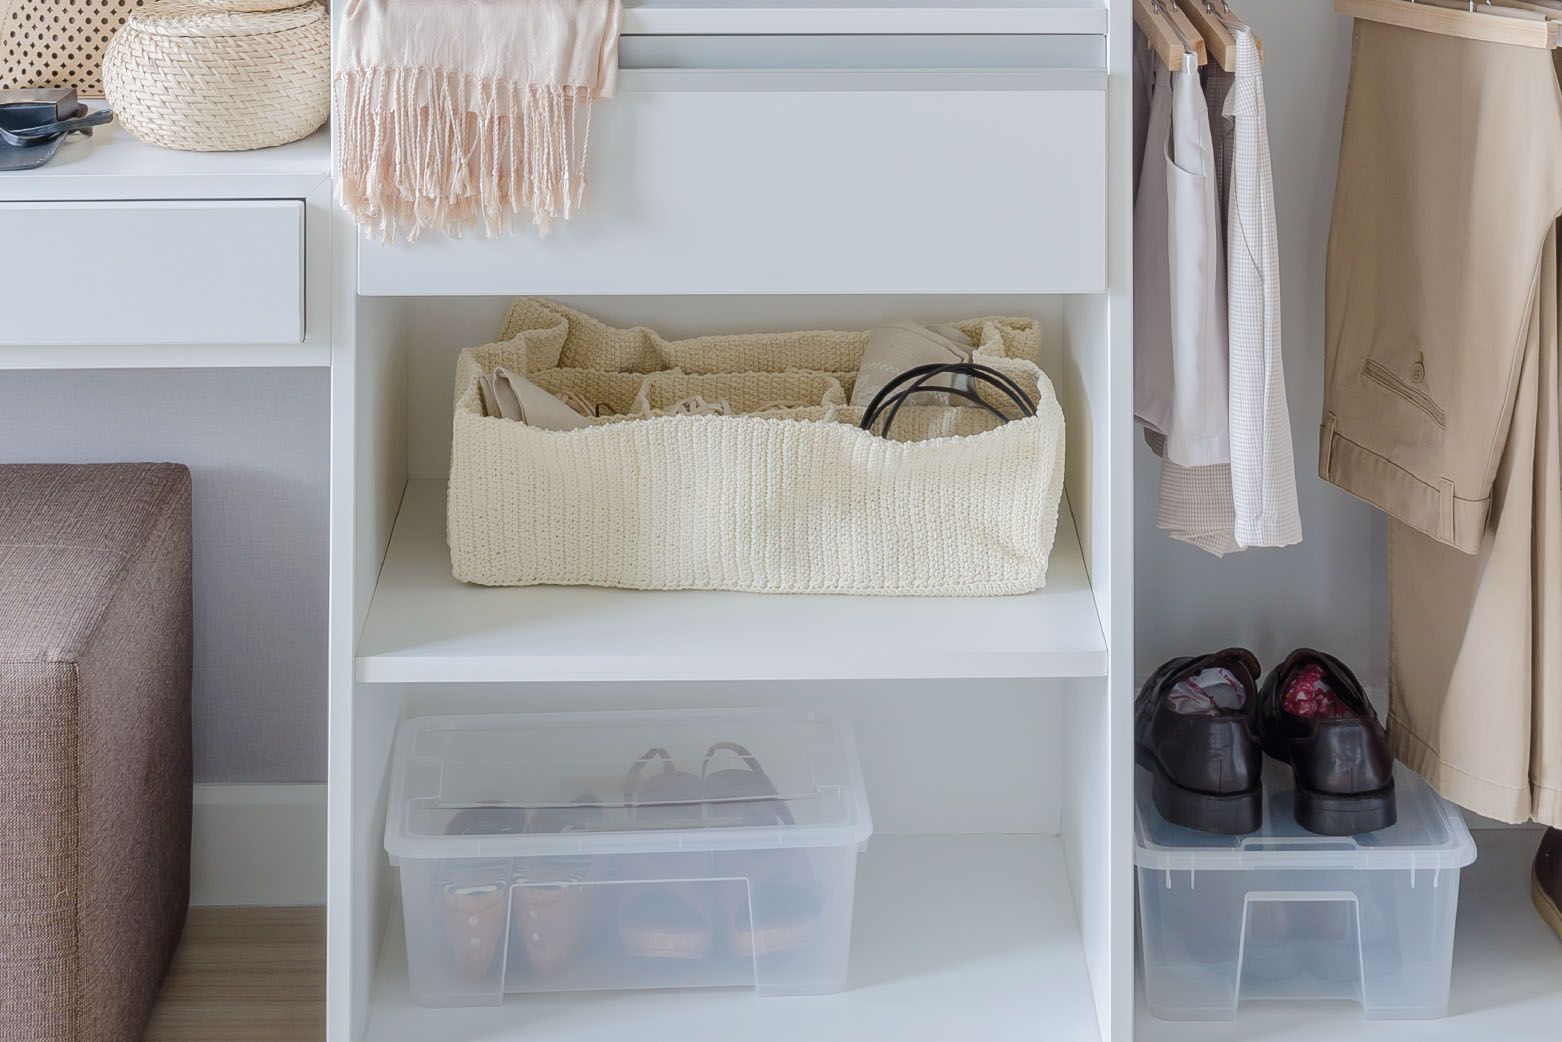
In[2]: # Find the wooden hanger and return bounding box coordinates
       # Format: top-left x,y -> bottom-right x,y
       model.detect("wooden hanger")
1434,0 -> 1562,18
1491,0 -> 1562,17
1135,0 -> 1208,70
1175,1 -> 1263,72
1335,0 -> 1562,48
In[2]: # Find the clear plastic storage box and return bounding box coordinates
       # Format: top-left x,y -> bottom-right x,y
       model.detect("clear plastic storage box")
1136,761 -> 1476,1022
385,708 -> 872,1008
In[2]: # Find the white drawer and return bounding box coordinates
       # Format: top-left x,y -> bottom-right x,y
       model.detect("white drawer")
358,60 -> 1106,296
0,200 -> 304,346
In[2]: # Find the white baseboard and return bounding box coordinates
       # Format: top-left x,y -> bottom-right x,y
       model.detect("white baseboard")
191,783 -> 326,907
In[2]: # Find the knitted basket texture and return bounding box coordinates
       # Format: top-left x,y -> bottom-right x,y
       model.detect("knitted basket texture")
448,298 -> 1067,596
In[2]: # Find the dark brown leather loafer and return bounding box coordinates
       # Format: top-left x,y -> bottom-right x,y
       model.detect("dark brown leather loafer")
1135,649 -> 1264,835
1259,649 -> 1396,836
1536,829 -> 1562,944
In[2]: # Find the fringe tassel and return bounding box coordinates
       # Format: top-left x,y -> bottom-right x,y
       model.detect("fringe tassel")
333,66 -> 596,241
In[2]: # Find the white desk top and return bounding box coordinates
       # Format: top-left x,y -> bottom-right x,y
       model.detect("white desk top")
0,122 -> 330,202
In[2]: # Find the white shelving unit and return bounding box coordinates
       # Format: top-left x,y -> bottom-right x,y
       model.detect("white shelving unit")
331,3 -> 1135,1041
5,4 -> 1139,1041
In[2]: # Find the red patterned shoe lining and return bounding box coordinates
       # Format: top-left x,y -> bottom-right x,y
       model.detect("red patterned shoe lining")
1167,667 -> 1246,716
1282,663 -> 1352,719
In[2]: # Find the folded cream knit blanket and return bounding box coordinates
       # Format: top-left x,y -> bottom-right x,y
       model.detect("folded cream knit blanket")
335,0 -> 622,240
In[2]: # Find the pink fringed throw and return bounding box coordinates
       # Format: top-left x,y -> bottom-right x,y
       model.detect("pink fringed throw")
335,0 -> 621,240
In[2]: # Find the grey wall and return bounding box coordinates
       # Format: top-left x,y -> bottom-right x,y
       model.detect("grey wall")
1134,5 -> 1386,685
0,368 -> 328,782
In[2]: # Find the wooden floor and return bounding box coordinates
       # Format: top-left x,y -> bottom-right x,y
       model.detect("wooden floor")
145,907 -> 325,1042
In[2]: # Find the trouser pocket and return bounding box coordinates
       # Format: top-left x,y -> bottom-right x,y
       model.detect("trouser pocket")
1361,357 -> 1446,428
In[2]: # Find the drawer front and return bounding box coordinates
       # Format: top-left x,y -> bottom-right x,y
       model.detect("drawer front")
0,200 -> 304,346
358,68 -> 1106,296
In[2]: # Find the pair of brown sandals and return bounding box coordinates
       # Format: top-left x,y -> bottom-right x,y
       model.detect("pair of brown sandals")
619,743 -> 823,962
436,742 -> 822,984
438,797 -> 606,982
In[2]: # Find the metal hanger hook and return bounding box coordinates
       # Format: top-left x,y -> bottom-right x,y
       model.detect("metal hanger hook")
1208,0 -> 1250,32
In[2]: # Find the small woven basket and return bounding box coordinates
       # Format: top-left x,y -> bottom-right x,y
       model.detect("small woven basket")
102,0 -> 328,152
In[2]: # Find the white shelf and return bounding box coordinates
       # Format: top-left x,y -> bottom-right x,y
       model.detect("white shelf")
355,479 -> 1108,684
366,834 -> 1100,1042
1136,827 -> 1562,1042
0,122 -> 330,202
620,0 -> 1107,35
0,342 -> 330,371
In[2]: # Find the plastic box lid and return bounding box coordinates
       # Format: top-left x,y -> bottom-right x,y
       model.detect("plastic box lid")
1135,762 -> 1476,873
386,707 -> 872,861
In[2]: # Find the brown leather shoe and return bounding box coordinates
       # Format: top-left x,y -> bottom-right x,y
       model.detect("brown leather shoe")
1258,649 -> 1396,836
1135,649 -> 1264,835
1536,829 -> 1562,944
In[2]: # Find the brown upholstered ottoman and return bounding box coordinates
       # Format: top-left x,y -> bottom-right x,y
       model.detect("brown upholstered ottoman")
0,464 -> 193,1042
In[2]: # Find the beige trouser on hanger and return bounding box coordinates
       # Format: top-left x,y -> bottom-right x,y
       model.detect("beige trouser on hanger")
1389,227 -> 1562,828
1322,22 -> 1562,550
1322,22 -> 1562,825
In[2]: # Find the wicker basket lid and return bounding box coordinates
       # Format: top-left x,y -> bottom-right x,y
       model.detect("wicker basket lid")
123,0 -> 324,39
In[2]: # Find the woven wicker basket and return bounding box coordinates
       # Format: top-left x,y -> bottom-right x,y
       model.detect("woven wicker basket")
102,0 -> 328,152
448,300 -> 1068,597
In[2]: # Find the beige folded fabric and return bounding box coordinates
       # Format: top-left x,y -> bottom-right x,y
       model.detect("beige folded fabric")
849,322 -> 974,408
335,0 -> 622,240
481,368 -> 593,430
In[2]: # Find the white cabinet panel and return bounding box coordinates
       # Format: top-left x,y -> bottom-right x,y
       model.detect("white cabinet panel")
0,199 -> 304,346
358,70 -> 1107,296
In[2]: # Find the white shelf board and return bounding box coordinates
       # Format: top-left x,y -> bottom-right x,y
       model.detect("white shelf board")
1136,827 -> 1562,1042
621,0 -> 1108,35
367,834 -> 1100,1042
0,121 -> 330,202
0,342 -> 330,371
356,479 -> 1108,684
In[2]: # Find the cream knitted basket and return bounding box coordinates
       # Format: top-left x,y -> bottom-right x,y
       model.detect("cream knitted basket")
102,0 -> 328,152
448,300 -> 1067,596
